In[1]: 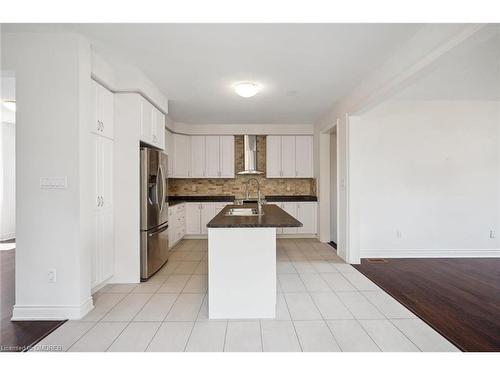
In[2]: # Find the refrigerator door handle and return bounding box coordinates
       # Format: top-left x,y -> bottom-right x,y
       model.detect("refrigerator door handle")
148,223 -> 169,237
158,163 -> 166,214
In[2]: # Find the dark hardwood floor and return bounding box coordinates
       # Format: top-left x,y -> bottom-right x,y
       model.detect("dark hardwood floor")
353,258 -> 500,352
0,245 -> 65,352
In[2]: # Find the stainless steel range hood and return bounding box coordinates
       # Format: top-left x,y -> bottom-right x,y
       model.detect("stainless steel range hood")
238,135 -> 263,175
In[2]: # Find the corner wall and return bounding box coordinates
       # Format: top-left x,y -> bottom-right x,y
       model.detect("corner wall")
2,31 -> 93,319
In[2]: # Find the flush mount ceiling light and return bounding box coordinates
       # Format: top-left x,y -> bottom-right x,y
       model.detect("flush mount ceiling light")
233,82 -> 260,98
2,100 -> 16,112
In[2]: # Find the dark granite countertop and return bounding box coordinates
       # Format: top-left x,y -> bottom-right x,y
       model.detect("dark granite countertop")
168,195 -> 317,206
207,204 -> 303,228
169,195 -> 235,204
265,195 -> 317,202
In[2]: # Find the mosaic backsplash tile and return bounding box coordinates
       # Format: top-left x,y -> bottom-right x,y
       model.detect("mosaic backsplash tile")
168,135 -> 316,198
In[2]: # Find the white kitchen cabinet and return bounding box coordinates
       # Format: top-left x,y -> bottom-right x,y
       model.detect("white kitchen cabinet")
297,202 -> 317,234
205,136 -> 220,178
266,136 -> 281,178
266,135 -> 314,178
281,202 -> 298,234
190,136 -> 206,178
153,109 -> 165,150
185,203 -> 202,234
140,98 -> 154,144
165,129 -> 174,176
91,80 -> 114,139
168,203 -> 186,248
169,135 -> 234,179
200,203 -> 215,234
172,134 -> 190,178
275,201 -> 317,236
90,134 -> 114,290
140,98 -> 165,149
295,136 -> 313,178
219,136 -> 235,178
281,136 -> 296,178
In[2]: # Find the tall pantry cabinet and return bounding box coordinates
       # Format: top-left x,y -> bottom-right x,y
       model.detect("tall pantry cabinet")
90,80 -> 114,290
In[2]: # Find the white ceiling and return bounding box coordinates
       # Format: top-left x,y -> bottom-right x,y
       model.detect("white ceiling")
64,24 -> 422,124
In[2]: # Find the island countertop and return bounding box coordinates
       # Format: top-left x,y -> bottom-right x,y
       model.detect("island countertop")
207,204 -> 303,228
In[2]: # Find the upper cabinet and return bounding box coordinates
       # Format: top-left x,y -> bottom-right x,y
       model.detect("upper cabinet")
91,80 -> 114,139
172,133 -> 190,178
266,135 -> 313,178
140,98 -> 165,150
294,136 -> 314,177
169,135 -> 235,179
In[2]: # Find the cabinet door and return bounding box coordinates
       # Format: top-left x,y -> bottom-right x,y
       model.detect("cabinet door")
205,136 -> 220,178
90,211 -> 100,288
100,137 -> 113,211
91,81 -> 114,139
154,109 -> 165,149
295,136 -> 313,178
165,129 -> 174,176
219,136 -> 235,178
281,136 -> 296,178
266,136 -> 282,178
173,134 -> 190,178
281,202 -> 298,234
91,80 -> 100,135
185,203 -> 201,234
190,136 -> 206,178
297,202 -> 316,234
100,209 -> 114,281
92,135 -> 102,211
200,203 -> 215,235
100,84 -> 114,139
140,99 -> 154,144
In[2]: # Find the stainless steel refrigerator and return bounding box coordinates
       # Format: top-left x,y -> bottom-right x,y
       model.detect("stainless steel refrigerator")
140,146 -> 169,280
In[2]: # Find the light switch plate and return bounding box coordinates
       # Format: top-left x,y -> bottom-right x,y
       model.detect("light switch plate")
40,177 -> 68,189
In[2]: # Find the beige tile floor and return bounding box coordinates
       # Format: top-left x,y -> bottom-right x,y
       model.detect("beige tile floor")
31,239 -> 459,352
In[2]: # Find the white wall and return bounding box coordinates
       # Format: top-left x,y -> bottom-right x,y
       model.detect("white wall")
2,31 -> 93,319
329,131 -> 337,243
350,100 -> 500,257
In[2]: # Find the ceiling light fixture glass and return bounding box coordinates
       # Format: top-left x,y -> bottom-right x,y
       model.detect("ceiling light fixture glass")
2,100 -> 16,112
234,82 -> 260,98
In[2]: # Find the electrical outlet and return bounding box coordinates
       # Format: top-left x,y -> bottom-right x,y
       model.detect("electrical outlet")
48,269 -> 57,283
396,230 -> 402,239
490,230 -> 496,239
191,185 -> 197,192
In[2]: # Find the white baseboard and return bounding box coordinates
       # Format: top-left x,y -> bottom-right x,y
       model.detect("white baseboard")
360,248 -> 500,258
277,234 -> 318,239
0,232 -> 15,241
11,298 -> 94,321
184,234 -> 318,240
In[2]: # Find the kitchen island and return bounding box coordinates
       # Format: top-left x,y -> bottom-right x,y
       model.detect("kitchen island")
206,204 -> 302,319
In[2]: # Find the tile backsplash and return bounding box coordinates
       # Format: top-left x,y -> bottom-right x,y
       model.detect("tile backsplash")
168,135 -> 316,198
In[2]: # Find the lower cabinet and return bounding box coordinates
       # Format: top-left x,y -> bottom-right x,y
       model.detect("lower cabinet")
185,202 -> 222,235
90,135 -> 114,290
168,203 -> 186,249
275,202 -> 317,235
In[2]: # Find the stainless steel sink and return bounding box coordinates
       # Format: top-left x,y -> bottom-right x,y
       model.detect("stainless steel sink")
225,208 -> 264,216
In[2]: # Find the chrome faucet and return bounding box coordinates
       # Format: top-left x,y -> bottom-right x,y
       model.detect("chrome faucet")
244,178 -> 263,215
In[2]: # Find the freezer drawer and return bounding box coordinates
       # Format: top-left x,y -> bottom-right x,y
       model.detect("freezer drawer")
140,222 -> 169,280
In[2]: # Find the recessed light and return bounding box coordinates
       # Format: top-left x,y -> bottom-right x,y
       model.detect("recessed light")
234,82 -> 260,98
2,100 -> 16,112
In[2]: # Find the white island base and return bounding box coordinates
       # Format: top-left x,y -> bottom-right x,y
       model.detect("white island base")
208,227 -> 276,319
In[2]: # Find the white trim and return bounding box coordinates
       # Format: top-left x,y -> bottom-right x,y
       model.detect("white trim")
11,298 -> 94,321
0,232 -> 15,241
360,249 -> 500,258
